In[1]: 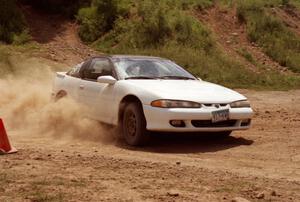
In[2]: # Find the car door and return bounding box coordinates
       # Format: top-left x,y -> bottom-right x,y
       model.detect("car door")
78,58 -> 117,124
63,63 -> 84,101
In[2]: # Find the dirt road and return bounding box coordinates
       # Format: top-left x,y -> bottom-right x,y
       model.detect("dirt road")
0,90 -> 299,202
0,6 -> 299,202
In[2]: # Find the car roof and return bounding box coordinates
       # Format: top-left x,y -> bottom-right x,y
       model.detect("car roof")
90,55 -> 166,60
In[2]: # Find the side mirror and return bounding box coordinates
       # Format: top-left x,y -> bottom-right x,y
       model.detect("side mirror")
97,76 -> 117,85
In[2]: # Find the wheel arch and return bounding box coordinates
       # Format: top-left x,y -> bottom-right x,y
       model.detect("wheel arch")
55,90 -> 67,101
118,94 -> 144,124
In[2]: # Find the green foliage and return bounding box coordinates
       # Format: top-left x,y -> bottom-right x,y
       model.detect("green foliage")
77,7 -> 101,42
0,0 -> 27,44
77,0 -> 131,42
237,48 -> 255,64
93,0 -> 130,31
237,0 -> 300,73
89,0 -> 300,89
95,42 -> 300,89
77,0 -> 300,89
12,29 -> 32,45
282,0 -> 290,6
94,1 -> 214,50
135,1 -> 172,47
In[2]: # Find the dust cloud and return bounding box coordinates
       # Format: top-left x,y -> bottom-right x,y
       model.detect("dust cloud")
0,56 -> 116,144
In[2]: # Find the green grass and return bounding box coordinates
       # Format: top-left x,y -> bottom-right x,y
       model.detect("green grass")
236,0 -> 300,73
82,0 -> 300,90
237,48 -> 256,64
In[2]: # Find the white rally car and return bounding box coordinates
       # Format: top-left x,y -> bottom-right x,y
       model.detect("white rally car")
53,55 -> 253,145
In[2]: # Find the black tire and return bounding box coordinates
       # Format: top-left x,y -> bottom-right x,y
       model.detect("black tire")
123,102 -> 149,146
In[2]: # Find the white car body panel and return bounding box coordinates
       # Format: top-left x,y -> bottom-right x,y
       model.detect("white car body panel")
53,70 -> 253,132
121,80 -> 247,104
143,105 -> 253,132
77,79 -> 117,123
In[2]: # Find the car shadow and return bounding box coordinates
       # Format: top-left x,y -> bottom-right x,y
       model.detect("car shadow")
116,133 -> 254,154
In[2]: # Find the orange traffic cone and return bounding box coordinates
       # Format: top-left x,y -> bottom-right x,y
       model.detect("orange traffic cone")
0,119 -> 17,154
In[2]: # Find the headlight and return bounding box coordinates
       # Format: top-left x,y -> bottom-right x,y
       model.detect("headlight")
151,100 -> 201,108
230,100 -> 251,108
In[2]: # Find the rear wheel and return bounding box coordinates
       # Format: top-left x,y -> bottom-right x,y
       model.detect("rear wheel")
123,102 -> 148,146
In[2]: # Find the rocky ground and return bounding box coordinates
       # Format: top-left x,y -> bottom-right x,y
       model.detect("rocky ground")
0,90 -> 299,202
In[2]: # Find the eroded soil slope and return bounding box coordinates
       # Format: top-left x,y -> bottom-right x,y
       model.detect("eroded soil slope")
196,5 -> 300,74
21,5 -> 98,65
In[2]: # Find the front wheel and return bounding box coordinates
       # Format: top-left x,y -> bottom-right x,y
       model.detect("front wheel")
123,102 -> 149,146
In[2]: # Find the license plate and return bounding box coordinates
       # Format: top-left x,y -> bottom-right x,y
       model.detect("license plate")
212,109 -> 229,123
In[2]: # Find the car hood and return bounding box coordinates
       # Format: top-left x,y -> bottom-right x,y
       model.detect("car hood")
124,80 -> 247,104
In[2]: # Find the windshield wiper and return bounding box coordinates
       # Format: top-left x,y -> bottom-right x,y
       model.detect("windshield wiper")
158,76 -> 195,80
125,76 -> 158,80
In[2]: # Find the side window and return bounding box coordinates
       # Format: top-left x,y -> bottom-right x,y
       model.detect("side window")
67,63 -> 83,78
83,59 -> 114,81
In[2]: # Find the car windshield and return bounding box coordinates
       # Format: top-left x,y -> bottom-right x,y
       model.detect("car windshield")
113,58 -> 196,80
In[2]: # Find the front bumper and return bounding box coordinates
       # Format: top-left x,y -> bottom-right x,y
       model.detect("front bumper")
143,104 -> 253,132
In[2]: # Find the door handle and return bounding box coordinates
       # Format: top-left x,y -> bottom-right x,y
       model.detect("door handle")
79,85 -> 84,90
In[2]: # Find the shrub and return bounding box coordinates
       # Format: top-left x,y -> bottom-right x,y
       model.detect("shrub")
134,1 -> 172,47
77,7 -> 102,42
93,1 -> 214,50
12,29 -> 32,45
93,0 -> 130,32
0,0 -> 26,43
77,0 -> 130,42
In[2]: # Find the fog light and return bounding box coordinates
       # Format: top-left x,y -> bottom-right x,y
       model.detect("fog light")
170,120 -> 185,127
241,119 -> 251,127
